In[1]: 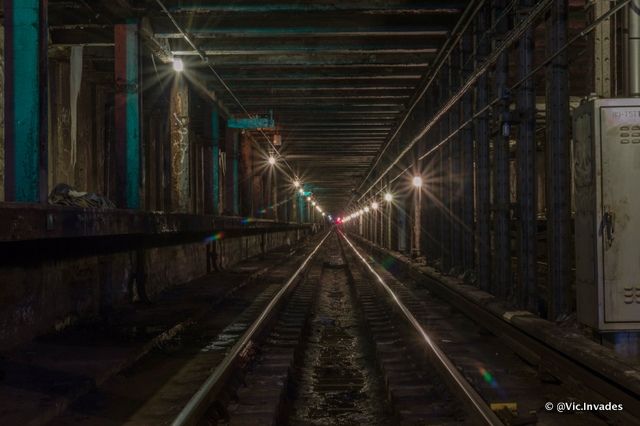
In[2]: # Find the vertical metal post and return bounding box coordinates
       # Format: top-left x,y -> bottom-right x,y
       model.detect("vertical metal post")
387,200 -> 392,249
211,106 -> 220,215
114,21 -> 141,209
397,195 -> 407,253
373,205 -> 378,245
387,179 -> 393,249
475,5 -> 492,292
517,0 -> 538,312
461,32 -> 475,272
421,94 -> 432,260
432,95 -> 442,263
440,61 -> 451,272
412,105 -> 424,258
412,188 -> 421,258
591,1 -> 612,97
170,75 -> 189,212
493,0 -> 512,299
3,0 -> 48,203
450,49 -> 462,272
225,128 -> 239,216
272,171 -> 278,221
292,193 -> 298,223
545,0 -> 571,320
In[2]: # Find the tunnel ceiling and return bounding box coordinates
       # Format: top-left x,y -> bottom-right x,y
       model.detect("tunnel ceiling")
48,0 -> 471,214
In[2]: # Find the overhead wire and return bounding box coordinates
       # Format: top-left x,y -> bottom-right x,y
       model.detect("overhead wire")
351,0 -> 488,203
154,0 -> 330,212
349,0 -> 631,208
351,0 -> 553,205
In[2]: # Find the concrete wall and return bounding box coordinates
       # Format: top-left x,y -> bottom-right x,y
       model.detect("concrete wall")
0,229 -> 304,351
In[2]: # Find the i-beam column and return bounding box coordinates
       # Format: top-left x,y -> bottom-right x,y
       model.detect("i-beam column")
439,61 -> 451,272
493,0 -> 512,300
517,0 -> 538,312
461,32 -> 475,272
225,128 -> 239,216
450,48 -> 462,272
3,0 -> 48,203
211,106 -> 221,215
115,21 -> 142,209
475,5 -> 492,292
545,0 -> 571,320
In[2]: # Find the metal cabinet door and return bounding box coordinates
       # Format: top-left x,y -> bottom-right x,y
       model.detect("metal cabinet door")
600,105 -> 640,324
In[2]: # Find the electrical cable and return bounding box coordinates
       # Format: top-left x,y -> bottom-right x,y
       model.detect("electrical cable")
351,0 -> 552,207
154,0 -> 331,211
349,0 -> 631,209
352,0 -> 488,200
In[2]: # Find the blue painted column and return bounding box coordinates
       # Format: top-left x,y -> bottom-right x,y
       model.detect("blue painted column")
3,0 -> 48,202
298,193 -> 305,224
114,21 -> 141,209
225,128 -> 239,216
211,107 -> 220,215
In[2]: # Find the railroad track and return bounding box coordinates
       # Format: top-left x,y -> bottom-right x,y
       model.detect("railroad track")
174,231 -> 502,425
51,230 -> 624,425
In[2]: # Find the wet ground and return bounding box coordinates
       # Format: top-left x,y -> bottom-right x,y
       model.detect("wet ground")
288,254 -> 394,425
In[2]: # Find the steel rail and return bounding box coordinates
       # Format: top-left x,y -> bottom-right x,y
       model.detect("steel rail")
340,231 -> 504,426
353,235 -> 640,422
171,231 -> 331,426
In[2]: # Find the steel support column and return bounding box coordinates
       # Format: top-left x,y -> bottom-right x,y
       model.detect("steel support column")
115,21 -> 142,209
420,94 -> 432,261
439,62 -> 451,272
3,0 -> 48,203
293,193 -> 300,223
412,188 -> 421,258
169,75 -> 190,212
299,193 -> 305,223
397,195 -> 408,253
461,32 -> 475,273
387,199 -> 392,249
211,106 -> 221,215
590,1 -> 612,97
272,171 -> 278,221
545,0 -> 571,320
517,0 -> 538,312
225,128 -> 240,216
411,103 -> 424,259
450,49 -> 462,272
493,0 -> 512,300
373,196 -> 378,245
475,5 -> 492,292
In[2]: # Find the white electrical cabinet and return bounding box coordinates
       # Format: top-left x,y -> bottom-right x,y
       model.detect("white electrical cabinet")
573,98 -> 640,331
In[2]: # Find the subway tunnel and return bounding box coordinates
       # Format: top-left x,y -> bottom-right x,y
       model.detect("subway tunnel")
1,0 -> 640,424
